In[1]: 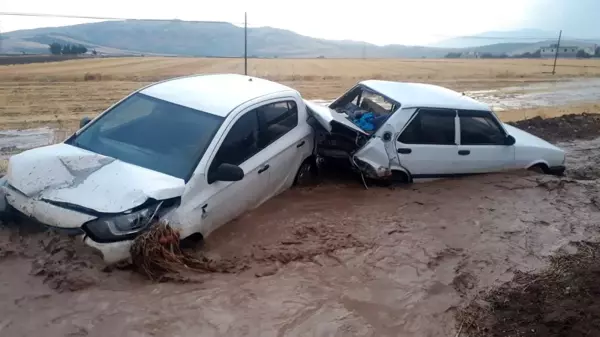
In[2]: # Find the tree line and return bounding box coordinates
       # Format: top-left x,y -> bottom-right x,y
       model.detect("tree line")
48,42 -> 89,55
445,47 -> 600,59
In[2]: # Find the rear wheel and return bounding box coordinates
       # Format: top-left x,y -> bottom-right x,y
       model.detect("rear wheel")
294,157 -> 318,186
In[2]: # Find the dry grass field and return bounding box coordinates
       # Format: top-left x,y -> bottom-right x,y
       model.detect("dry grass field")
1,57 -> 600,130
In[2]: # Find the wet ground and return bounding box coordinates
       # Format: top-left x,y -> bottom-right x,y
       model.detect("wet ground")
2,79 -> 600,336
465,78 -> 600,111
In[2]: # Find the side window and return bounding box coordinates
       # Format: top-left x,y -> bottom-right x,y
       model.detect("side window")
257,101 -> 298,147
398,109 -> 456,145
210,111 -> 260,174
459,112 -> 506,145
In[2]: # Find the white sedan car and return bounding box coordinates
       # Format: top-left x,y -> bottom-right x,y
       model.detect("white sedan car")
306,80 -> 566,183
0,74 -> 315,263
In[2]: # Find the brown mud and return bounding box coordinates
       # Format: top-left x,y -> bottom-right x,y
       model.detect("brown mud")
508,112 -> 600,143
457,241 -> 600,337
2,113 -> 600,336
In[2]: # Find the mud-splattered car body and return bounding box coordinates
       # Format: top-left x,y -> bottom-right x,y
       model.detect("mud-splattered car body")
306,80 -> 567,183
0,74 -> 315,263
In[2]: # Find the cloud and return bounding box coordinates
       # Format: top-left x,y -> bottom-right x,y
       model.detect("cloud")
524,0 -> 599,37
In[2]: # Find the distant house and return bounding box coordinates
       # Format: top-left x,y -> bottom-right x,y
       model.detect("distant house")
460,51 -> 480,59
540,44 -> 581,58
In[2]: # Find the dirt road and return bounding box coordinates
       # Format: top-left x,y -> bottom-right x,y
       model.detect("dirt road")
1,113 -> 600,336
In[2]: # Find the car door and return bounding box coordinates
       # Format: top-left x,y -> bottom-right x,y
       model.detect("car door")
456,110 -> 515,174
198,109 -> 274,236
255,99 -> 311,196
395,108 -> 462,178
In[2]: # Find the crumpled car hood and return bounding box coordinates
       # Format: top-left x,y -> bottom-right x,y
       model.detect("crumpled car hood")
6,143 -> 185,213
305,100 -> 369,135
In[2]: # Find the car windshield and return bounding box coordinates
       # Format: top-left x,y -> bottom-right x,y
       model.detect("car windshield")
66,93 -> 224,180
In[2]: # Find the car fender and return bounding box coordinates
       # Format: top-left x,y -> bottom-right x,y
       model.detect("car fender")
0,176 -> 7,213
525,159 -> 550,170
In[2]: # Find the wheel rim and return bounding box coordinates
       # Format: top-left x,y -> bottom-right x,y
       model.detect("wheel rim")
296,162 -> 313,185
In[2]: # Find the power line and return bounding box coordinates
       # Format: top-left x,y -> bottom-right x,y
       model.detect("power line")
0,11 -> 245,26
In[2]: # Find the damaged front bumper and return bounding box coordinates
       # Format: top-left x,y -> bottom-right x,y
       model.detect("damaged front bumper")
0,183 -> 157,264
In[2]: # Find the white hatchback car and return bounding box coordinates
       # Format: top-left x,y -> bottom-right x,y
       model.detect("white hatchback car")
306,80 -> 566,182
0,74 -> 316,263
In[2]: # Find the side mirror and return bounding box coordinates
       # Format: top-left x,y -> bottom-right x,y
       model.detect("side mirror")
505,135 -> 516,146
80,117 -> 92,128
209,163 -> 244,183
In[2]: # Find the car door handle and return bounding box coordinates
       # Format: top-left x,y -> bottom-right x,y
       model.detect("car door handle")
258,164 -> 270,174
296,141 -> 306,148
397,148 -> 412,154
201,204 -> 208,219
458,150 -> 470,156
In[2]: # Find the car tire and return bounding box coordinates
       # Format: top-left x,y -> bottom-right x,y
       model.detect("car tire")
528,164 -> 549,174
294,157 -> 318,186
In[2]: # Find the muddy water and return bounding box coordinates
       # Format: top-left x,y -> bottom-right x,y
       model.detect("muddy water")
3,79 -> 600,336
3,136 -> 600,336
465,78 -> 600,111
0,128 -> 70,160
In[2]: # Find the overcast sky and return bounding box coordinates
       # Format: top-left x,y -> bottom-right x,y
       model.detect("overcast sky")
0,0 -> 597,45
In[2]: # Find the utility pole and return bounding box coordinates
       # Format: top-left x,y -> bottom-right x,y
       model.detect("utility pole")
552,30 -> 562,75
244,12 -> 248,75
362,42 -> 366,59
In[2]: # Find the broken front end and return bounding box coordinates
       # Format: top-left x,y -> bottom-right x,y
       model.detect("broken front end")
0,143 -> 184,263
305,100 -> 397,182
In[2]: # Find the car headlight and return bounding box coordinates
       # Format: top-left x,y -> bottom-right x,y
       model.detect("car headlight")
82,202 -> 161,243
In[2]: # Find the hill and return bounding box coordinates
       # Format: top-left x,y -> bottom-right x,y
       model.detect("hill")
2,22 -> 599,58
432,29 -> 562,48
2,20 -> 454,58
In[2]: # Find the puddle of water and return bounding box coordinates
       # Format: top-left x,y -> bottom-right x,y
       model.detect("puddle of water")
0,128 -> 71,160
465,78 -> 600,111
315,78 -> 600,112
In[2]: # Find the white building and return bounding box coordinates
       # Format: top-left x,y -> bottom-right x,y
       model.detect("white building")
540,45 -> 582,58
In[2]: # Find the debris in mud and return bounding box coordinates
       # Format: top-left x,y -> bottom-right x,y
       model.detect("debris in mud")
567,165 -> 600,181
130,222 -> 236,281
456,241 -> 600,337
30,232 -> 101,293
249,224 -> 365,266
508,113 -> 600,143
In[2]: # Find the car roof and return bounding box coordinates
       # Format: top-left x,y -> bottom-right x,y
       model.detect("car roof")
140,74 -> 296,117
359,80 -> 491,111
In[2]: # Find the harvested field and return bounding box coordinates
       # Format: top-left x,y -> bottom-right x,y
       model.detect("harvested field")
2,113 -> 600,336
0,55 -> 89,66
1,57 -> 600,130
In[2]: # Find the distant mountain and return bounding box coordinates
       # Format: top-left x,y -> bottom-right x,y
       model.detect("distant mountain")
2,23 -> 598,58
2,20 -> 454,58
432,29 -> 563,48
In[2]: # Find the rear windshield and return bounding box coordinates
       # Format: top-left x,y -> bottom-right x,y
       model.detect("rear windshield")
67,93 -> 224,180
